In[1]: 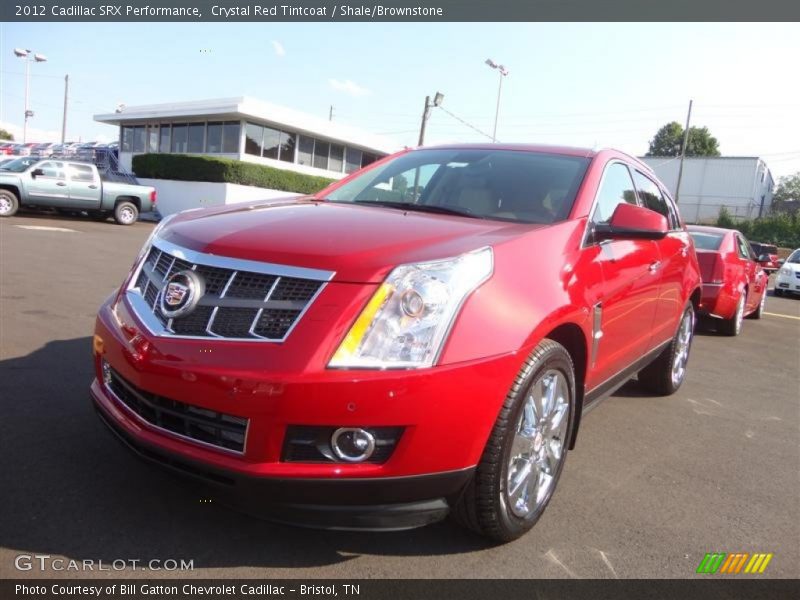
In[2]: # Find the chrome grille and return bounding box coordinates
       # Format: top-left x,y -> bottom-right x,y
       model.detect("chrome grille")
126,238 -> 333,341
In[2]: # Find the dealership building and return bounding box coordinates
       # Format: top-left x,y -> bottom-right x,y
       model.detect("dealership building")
94,96 -> 398,180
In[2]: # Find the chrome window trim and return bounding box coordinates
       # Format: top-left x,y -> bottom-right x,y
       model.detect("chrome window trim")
125,237 -> 334,343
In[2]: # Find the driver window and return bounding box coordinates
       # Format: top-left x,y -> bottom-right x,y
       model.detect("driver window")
35,162 -> 66,180
592,162 -> 637,224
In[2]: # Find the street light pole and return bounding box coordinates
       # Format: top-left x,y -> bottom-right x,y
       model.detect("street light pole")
13,48 -> 48,143
485,59 -> 508,143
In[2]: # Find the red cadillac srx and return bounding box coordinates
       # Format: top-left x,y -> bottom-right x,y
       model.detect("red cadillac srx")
91,145 -> 702,541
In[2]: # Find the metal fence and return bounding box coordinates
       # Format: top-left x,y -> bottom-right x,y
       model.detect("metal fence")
677,201 -> 763,225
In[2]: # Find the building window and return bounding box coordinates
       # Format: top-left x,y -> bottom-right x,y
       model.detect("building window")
298,136 -> 314,166
222,122 -> 240,153
159,125 -> 170,153
329,144 -> 344,173
345,148 -> 362,174
147,125 -> 159,153
245,122 -> 263,156
262,127 -> 281,160
171,124 -> 188,153
121,126 -> 133,152
313,140 -> 330,170
279,132 -> 296,163
361,152 -> 378,168
206,122 -> 222,153
187,123 -> 204,153
132,126 -> 146,153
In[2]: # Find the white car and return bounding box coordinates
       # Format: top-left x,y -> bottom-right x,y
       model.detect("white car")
774,248 -> 800,296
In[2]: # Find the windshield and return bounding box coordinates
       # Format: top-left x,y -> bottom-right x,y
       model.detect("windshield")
0,157 -> 37,172
689,231 -> 724,251
324,148 -> 591,225
787,250 -> 800,264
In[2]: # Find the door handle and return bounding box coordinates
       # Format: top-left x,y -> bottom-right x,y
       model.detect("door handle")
649,261 -> 662,273
88,184 -> 98,189
56,182 -> 67,186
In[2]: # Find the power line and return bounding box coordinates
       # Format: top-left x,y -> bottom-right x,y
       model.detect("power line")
436,106 -> 495,141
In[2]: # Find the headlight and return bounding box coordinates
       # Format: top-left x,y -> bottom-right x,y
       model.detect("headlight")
779,267 -> 792,276
329,247 -> 493,369
135,213 -> 176,262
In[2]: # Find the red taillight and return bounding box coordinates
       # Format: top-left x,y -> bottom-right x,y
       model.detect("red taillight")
710,255 -> 725,284
149,189 -> 157,205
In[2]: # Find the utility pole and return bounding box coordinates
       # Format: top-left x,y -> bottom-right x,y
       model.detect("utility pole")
675,99 -> 693,204
418,95 -> 431,146
61,74 -> 69,143
329,105 -> 334,121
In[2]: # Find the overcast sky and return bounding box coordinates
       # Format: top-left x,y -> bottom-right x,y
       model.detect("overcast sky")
1,22 -> 798,178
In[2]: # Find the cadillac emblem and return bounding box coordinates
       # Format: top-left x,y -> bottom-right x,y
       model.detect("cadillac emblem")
159,270 -> 205,319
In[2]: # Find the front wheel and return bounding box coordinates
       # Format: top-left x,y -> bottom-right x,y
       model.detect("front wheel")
0,189 -> 19,217
114,201 -> 138,226
638,303 -> 695,395
452,339 -> 574,542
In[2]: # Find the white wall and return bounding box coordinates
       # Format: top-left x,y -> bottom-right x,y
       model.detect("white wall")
138,178 -> 299,217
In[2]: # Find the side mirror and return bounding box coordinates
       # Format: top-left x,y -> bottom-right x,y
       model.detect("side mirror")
30,168 -> 44,178
593,203 -> 669,242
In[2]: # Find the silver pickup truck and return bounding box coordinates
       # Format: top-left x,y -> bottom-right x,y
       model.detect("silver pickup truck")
0,158 -> 156,225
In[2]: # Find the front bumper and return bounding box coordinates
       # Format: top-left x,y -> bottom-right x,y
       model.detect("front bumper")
91,294 -> 524,529
775,272 -> 800,294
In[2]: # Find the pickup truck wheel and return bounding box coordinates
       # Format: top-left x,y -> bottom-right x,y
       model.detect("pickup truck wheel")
638,304 -> 695,395
114,201 -> 138,225
0,190 -> 19,217
719,294 -> 745,336
452,339 -> 574,542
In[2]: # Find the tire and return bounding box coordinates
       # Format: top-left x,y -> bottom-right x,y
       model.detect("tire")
719,293 -> 745,336
114,201 -> 138,226
638,304 -> 695,396
0,189 -> 19,217
452,339 -> 575,542
748,289 -> 766,320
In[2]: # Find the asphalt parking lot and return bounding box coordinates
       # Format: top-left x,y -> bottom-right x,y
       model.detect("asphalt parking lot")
1,213 -> 798,579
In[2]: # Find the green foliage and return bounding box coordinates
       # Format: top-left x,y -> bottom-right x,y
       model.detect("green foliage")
735,213 -> 800,248
715,206 -> 736,229
646,121 -> 721,157
0,128 -> 14,141
772,172 -> 800,215
132,154 -> 335,195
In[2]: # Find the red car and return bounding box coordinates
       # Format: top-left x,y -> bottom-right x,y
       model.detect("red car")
749,241 -> 780,274
91,145 -> 701,541
687,225 -> 768,335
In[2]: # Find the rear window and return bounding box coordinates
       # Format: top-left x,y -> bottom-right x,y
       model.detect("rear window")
689,231 -> 724,251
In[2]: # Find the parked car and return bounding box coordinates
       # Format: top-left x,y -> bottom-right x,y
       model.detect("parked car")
0,142 -> 16,155
13,143 -> 38,156
76,142 -> 103,160
90,144 -> 701,542
31,142 -> 56,158
687,225 -> 768,335
749,241 -> 780,274
774,248 -> 800,297
0,158 -> 156,224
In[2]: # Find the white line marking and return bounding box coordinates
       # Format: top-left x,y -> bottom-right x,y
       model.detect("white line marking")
596,549 -> 619,579
764,312 -> 800,321
545,550 -> 579,579
15,225 -> 77,233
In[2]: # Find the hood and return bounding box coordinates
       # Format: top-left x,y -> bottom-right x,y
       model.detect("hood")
160,199 -> 542,283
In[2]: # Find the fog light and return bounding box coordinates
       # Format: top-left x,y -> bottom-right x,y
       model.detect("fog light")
331,428 -> 376,463
101,359 -> 112,386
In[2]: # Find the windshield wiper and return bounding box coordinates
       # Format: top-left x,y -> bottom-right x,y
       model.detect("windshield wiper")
352,199 -> 481,219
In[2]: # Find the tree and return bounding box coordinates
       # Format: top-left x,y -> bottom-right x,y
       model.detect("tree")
771,172 -> 800,216
646,121 -> 720,157
0,128 -> 14,141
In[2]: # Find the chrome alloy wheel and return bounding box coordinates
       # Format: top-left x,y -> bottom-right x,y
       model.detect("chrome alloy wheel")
507,369 -> 569,518
671,308 -> 694,388
0,196 -> 12,215
734,295 -> 745,335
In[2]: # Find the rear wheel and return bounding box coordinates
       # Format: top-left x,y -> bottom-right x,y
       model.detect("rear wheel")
720,294 -> 745,336
748,289 -> 766,320
638,303 -> 695,395
453,339 -> 574,542
114,201 -> 138,225
0,190 -> 19,217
